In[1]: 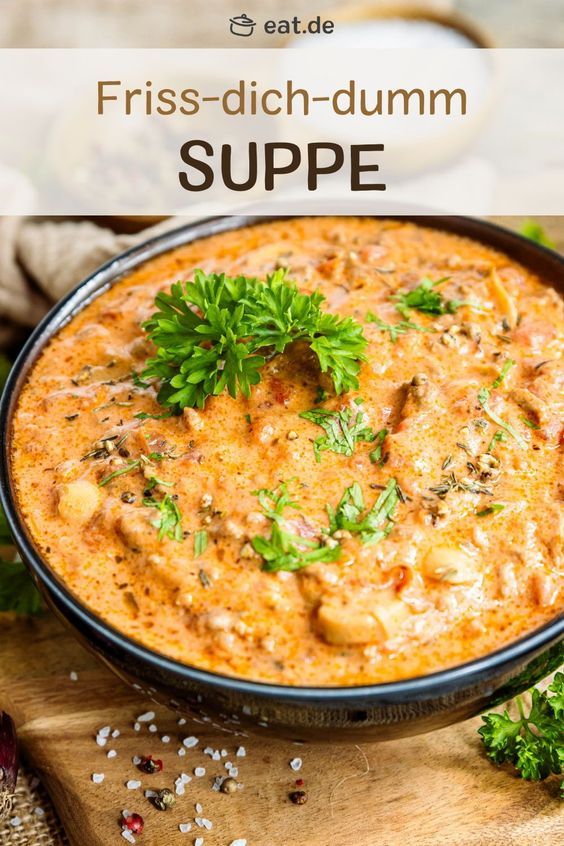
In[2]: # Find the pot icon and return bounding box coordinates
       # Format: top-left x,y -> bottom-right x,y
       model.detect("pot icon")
229,12 -> 256,37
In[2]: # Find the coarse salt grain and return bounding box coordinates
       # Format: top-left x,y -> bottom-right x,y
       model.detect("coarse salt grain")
175,783 -> 186,796
136,711 -> 155,722
203,747 -> 213,756
179,823 -> 192,833
144,790 -> 157,799
132,756 -> 142,765
69,671 -> 78,681
112,729 -> 120,738
224,762 -> 232,770
178,717 -> 187,726
195,803 -> 202,813
91,773 -> 105,784
34,808 -> 45,817
178,747 -> 187,756
236,746 -> 246,757
229,840 -> 247,846
148,724 -> 157,733
183,736 -> 199,748
195,838 -> 204,846
212,751 -> 220,761
161,735 -> 171,743
98,726 -> 111,737
133,722 -> 141,732
95,736 -> 107,747
221,749 -> 228,757
195,818 -> 203,828
194,767 -> 205,777
228,767 -> 238,778
290,757 -> 303,772
202,819 -> 212,830
126,780 -> 142,790
9,817 -> 22,827
211,777 -> 224,792
181,773 -> 191,784
121,830 -> 136,844
107,749 -> 117,759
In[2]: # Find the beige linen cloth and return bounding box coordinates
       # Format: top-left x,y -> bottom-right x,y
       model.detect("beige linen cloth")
0,216 -> 179,348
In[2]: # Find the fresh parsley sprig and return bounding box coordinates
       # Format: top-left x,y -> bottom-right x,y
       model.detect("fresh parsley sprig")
327,478 -> 400,545
251,482 -> 341,573
299,404 -> 376,462
479,674 -> 564,789
142,269 -> 368,411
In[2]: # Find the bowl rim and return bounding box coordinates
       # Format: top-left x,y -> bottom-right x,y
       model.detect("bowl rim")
1,213 -> 563,702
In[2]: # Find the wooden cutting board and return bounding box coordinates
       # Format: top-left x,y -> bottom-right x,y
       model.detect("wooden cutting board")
1,612 -> 562,846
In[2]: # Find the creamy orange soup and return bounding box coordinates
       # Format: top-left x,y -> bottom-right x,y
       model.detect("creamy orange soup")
10,218 -> 564,685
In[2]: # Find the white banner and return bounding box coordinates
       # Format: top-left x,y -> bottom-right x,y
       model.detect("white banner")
0,48 -> 563,214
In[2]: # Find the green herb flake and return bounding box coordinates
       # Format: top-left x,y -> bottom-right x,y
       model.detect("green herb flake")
99,460 -> 142,487
143,494 -> 183,542
487,430 -> 509,453
393,275 -> 473,319
366,312 -> 434,343
520,416 -> 540,430
251,481 -> 341,573
141,269 -> 368,412
299,405 -> 376,462
369,428 -> 389,465
491,359 -> 515,389
476,503 -> 505,517
327,478 -> 400,545
194,529 -> 208,558
134,411 -> 174,421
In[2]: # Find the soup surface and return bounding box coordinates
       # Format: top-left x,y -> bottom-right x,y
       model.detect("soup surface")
10,218 -> 564,685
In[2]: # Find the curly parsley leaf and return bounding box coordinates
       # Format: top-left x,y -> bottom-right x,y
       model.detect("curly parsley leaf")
327,478 -> 400,545
299,404 -> 376,462
142,269 -> 368,411
479,674 -> 564,786
251,481 -> 341,573
142,493 -> 183,542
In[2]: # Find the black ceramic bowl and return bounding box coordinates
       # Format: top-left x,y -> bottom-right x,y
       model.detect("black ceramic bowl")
1,215 -> 563,742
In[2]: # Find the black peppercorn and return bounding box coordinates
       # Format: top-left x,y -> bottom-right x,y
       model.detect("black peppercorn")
153,788 -> 175,811
289,790 -> 307,805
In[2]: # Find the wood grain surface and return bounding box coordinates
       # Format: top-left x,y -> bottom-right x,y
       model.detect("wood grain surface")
1,612 -> 562,846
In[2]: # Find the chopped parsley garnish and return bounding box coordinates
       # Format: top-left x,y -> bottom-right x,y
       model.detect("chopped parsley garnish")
479,673 -> 564,787
393,276 -> 469,318
251,482 -> 341,573
487,430 -> 508,453
134,411 -> 174,421
520,416 -> 540,430
369,428 -> 389,465
491,358 -> 515,389
142,269 -> 368,411
299,404 -> 376,462
194,529 -> 208,558
478,360 -> 526,450
476,503 -> 505,517
366,312 -> 434,343
327,478 -> 400,545
519,220 -> 556,249
142,493 -> 183,542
